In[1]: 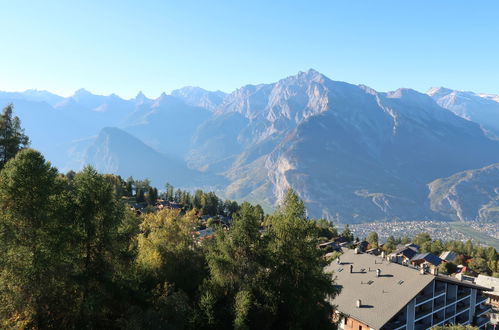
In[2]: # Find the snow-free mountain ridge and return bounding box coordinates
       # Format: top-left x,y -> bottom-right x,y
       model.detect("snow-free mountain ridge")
2,69 -> 499,223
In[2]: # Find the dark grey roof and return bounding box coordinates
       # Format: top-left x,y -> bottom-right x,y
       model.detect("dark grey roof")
327,249 -> 489,329
390,246 -> 417,259
327,249 -> 434,329
411,252 -> 442,266
404,243 -> 419,251
439,251 -> 458,262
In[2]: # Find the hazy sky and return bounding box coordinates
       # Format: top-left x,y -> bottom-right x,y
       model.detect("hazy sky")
1,0 -> 498,98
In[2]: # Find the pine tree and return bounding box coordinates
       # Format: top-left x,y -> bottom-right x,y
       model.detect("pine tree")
0,104 -> 29,169
0,149 -> 74,328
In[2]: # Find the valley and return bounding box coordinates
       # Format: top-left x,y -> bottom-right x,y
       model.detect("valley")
3,70 -> 499,223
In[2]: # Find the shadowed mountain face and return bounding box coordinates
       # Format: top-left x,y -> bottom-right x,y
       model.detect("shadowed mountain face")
192,71 -> 499,221
2,70 -> 499,222
84,127 -> 217,188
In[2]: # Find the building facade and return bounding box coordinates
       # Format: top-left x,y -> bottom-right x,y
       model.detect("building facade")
328,249 -> 491,330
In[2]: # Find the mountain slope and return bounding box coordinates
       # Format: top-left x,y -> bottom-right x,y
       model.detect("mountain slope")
428,87 -> 499,138
188,70 -> 499,221
429,164 -> 499,221
123,94 -> 212,158
83,127 -> 210,187
2,71 -> 499,223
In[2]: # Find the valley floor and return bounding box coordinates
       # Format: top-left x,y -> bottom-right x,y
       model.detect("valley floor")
349,220 -> 499,249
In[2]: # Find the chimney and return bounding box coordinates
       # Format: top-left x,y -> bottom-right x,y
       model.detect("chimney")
354,247 -> 360,254
376,269 -> 381,277
420,266 -> 425,275
356,299 -> 362,308
337,257 -> 341,265
381,251 -> 385,258
350,264 -> 353,273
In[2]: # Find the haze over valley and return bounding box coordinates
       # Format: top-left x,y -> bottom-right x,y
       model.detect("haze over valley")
3,69 -> 499,223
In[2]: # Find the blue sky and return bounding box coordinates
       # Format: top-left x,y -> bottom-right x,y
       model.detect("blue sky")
1,0 -> 498,98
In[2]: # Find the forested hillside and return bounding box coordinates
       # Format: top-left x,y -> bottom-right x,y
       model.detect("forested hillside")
0,104 -> 339,329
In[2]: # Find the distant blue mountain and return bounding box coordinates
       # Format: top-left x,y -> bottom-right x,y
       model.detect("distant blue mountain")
2,72 -> 499,222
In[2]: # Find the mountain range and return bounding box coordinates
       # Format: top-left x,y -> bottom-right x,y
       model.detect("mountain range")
2,69 -> 499,223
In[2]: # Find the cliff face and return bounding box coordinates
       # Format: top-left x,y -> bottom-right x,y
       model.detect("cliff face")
428,164 -> 499,221
4,70 -> 499,222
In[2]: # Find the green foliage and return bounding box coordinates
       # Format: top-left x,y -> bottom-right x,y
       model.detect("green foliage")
71,166 -> 135,327
413,232 -> 432,247
0,104 -> 30,169
341,224 -> 353,242
0,145 -> 342,328
401,235 -> 411,245
438,261 -> 458,275
366,231 -> 379,248
315,218 -> 338,240
265,189 -> 340,329
199,191 -> 340,329
383,235 -> 397,253
200,202 -> 268,328
0,149 -> 72,328
468,257 -> 491,274
431,325 -> 477,329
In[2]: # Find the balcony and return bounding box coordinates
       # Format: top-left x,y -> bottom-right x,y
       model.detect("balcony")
445,309 -> 455,320
415,302 -> 433,321
474,304 -> 490,317
416,292 -> 433,305
474,315 -> 489,328
432,311 -> 445,325
435,281 -> 446,296
414,315 -> 432,330
457,288 -> 471,300
475,294 -> 488,305
446,294 -> 457,305
456,310 -> 470,324
434,296 -> 446,310
456,301 -> 470,314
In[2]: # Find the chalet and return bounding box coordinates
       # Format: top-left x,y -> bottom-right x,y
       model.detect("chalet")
389,245 -> 418,264
334,236 -> 351,246
410,253 -> 442,268
440,251 -> 458,263
355,240 -> 369,252
366,247 -> 382,256
328,248 -> 491,329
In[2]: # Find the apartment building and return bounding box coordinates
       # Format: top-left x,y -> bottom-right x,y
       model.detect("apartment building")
327,249 -> 491,330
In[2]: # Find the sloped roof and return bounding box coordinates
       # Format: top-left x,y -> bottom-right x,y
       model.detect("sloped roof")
411,252 -> 442,266
390,246 -> 417,259
326,249 -> 434,329
439,251 -> 458,262
327,249 -> 488,329
476,274 -> 499,295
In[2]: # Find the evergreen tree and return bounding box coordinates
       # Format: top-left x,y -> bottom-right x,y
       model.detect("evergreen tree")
265,189 -> 340,329
383,235 -> 397,253
0,104 -> 30,169
366,231 -> 379,248
71,166 -> 130,327
0,149 -> 74,328
165,183 -> 174,202
126,176 -> 135,197
341,224 -> 354,242
200,202 -> 267,328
